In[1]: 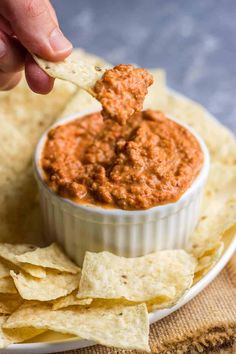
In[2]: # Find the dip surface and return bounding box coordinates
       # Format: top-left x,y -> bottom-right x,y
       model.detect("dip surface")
94,64 -> 153,125
42,110 -> 203,210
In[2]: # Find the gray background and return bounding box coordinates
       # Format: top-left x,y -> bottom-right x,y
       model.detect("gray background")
51,0 -> 236,132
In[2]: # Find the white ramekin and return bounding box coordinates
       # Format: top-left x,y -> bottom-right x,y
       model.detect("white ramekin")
34,110 -> 210,266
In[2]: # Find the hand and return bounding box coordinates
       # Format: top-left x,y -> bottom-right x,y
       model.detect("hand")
0,0 -> 72,93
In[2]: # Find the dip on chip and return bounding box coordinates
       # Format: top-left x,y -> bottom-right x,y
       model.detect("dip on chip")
33,51 -> 153,125
94,64 -> 153,124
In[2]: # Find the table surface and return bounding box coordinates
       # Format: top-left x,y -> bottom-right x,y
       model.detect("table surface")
51,0 -> 236,133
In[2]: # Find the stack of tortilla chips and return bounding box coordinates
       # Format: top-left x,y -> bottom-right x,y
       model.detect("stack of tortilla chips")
0,243 -> 197,351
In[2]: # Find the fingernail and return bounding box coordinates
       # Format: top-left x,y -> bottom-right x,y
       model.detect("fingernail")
49,28 -> 72,53
0,39 -> 7,58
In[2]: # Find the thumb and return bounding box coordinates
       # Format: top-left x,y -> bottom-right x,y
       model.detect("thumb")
1,0 -> 72,61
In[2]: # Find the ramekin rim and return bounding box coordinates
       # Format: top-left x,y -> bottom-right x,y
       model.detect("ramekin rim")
34,109 -> 210,217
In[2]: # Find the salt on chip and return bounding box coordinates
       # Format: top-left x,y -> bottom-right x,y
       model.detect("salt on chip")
0,294 -> 23,315
10,270 -> 80,301
77,250 -> 196,304
15,243 -> 80,274
0,277 -> 17,294
4,302 -> 150,351
0,243 -> 46,278
33,51 -> 108,96
52,291 -> 92,311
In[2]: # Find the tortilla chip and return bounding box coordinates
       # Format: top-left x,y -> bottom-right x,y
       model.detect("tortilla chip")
33,51 -> 108,95
194,242 -> 225,284
0,49 -> 101,245
191,196 -> 236,258
0,277 -> 17,294
0,167 -> 42,244
0,294 -> 23,315
0,244 -> 46,278
202,162 -> 236,211
72,48 -> 111,67
0,261 -> 9,279
20,264 -> 46,279
143,69 -> 167,110
77,250 -> 196,304
52,291 -> 92,310
3,327 -> 44,346
29,330 -> 77,342
0,244 -> 37,262
0,76 -> 76,245
195,242 -> 224,273
0,316 -> 10,348
163,93 -> 236,164
191,155 -> 235,283
0,75 -> 76,145
0,316 -> 44,348
4,302 -> 150,351
10,270 -> 80,301
0,48 -> 104,149
0,117 -> 32,175
58,89 -> 101,119
15,243 -> 80,274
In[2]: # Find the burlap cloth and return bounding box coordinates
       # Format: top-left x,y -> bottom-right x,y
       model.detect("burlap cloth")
58,253 -> 236,354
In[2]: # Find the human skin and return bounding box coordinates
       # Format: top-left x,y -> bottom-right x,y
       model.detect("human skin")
0,0 -> 72,94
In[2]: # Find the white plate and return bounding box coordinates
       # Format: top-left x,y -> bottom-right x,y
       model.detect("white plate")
1,90 -> 235,354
